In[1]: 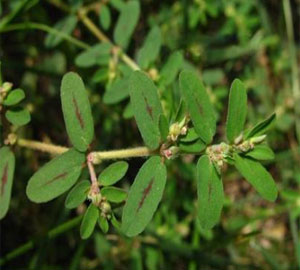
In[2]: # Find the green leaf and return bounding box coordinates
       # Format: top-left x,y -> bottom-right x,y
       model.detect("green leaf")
137,26 -> 161,69
179,138 -> 206,153
226,79 -> 247,143
3,89 -> 25,106
98,161 -> 129,186
233,153 -> 278,202
103,76 -> 129,104
99,5 -> 111,30
65,180 -> 90,209
5,108 -> 30,126
179,70 -> 216,144
80,204 -> 99,239
245,145 -> 275,161
0,147 -> 15,219
121,156 -> 167,237
75,43 -> 111,68
113,1 -> 140,49
45,15 -> 77,48
26,149 -> 85,203
244,113 -> 276,140
180,128 -> 199,142
61,72 -> 94,152
129,71 -> 163,150
101,187 -> 127,203
98,215 -> 109,233
158,114 -> 169,142
160,51 -> 183,86
196,155 -> 224,229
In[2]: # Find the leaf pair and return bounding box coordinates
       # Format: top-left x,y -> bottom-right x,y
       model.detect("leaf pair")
2,88 -> 30,126
27,72 -> 94,203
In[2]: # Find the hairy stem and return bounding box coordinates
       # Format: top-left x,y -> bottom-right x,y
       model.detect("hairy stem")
91,147 -> 154,164
17,139 -> 154,163
46,0 -> 140,71
17,139 -> 68,155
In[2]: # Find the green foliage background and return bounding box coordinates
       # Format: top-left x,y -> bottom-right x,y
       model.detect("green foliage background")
0,0 -> 300,269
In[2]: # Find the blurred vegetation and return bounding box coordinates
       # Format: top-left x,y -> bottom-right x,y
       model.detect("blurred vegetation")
0,0 -> 300,269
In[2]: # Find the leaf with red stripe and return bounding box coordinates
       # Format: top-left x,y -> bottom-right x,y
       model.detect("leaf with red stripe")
196,155 -> 224,229
26,149 -> 85,203
121,156 -> 166,237
61,72 -> 94,152
0,147 -> 15,219
129,71 -> 163,150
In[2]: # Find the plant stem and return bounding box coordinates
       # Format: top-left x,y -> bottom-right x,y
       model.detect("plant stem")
17,139 -> 154,162
46,0 -> 140,71
17,139 -> 68,155
91,147 -> 154,164
0,22 -> 90,49
283,0 -> 300,142
0,215 -> 83,266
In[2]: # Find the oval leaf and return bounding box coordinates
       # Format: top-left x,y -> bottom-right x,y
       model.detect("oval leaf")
129,71 -> 163,150
121,156 -> 167,237
245,145 -> 275,161
160,51 -> 183,86
101,187 -> 127,203
180,127 -> 199,142
80,204 -> 99,239
103,76 -> 130,104
5,108 -> 31,126
0,147 -> 15,219
65,180 -> 90,209
179,70 -> 216,144
75,43 -> 112,68
179,138 -> 206,153
226,79 -> 247,143
61,72 -> 94,152
197,155 -> 224,229
98,161 -> 129,186
137,26 -> 161,69
233,153 -> 278,202
3,89 -> 25,106
113,1 -> 140,50
45,16 -> 77,48
26,149 -> 85,203
99,5 -> 111,30
98,215 -> 109,233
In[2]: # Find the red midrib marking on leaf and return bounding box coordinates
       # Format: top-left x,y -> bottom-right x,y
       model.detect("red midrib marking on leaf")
143,96 -> 153,120
137,178 -> 154,212
1,163 -> 9,196
44,172 -> 68,186
208,181 -> 212,203
72,94 -> 84,129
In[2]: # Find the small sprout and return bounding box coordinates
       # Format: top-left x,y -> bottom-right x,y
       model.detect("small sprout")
234,133 -> 243,145
148,68 -> 159,81
250,135 -> 267,144
4,133 -> 17,146
163,146 -> 179,160
100,201 -> 111,217
88,184 -> 102,206
168,116 -> 188,142
1,82 -> 13,93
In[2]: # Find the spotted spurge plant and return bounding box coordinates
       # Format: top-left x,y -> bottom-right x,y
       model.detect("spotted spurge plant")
0,67 -> 277,238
